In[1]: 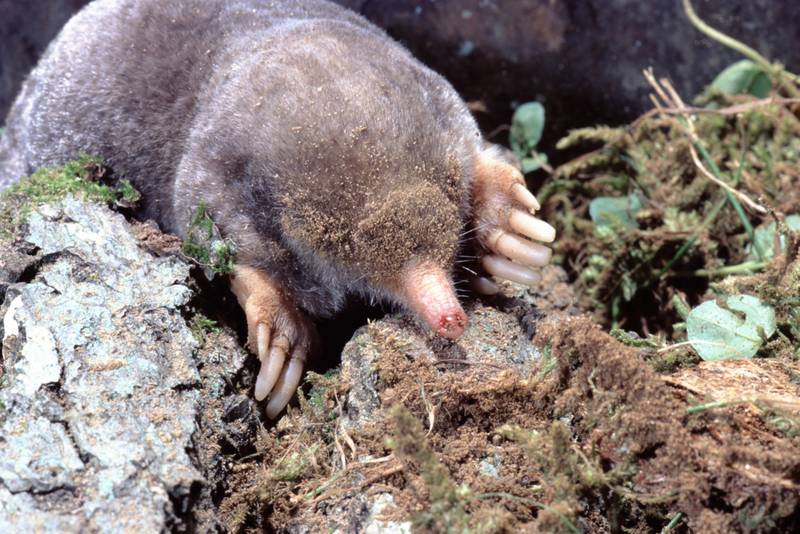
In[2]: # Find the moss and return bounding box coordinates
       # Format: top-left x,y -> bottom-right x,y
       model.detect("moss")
547,89 -> 800,341
181,202 -> 236,276
116,179 -> 142,207
0,154 -> 139,240
389,405 -> 472,533
305,370 -> 340,416
188,313 -> 220,342
273,449 -> 315,481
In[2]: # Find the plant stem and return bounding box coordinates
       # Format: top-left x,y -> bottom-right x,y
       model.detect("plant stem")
687,399 -> 748,415
682,0 -> 800,96
670,260 -> 767,278
693,141 -> 765,259
661,512 -> 684,533
658,194 -> 728,278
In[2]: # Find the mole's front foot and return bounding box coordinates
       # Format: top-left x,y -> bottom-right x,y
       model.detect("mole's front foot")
471,147 -> 556,293
230,265 -> 316,418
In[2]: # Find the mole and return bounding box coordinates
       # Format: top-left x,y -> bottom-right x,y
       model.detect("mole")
0,0 -> 556,418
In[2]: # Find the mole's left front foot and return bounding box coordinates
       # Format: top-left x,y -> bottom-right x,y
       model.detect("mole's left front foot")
230,265 -> 316,418
471,147 -> 556,293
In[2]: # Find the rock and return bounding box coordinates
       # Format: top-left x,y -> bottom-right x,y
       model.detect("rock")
0,240 -> 38,304
353,0 -> 800,146
0,197 -> 252,532
285,492 -> 411,534
361,493 -> 411,534
0,0 -> 90,120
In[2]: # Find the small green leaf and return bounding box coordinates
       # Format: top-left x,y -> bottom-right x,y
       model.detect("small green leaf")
710,60 -> 772,98
520,152 -> 548,173
510,102 -> 546,161
686,295 -> 776,361
747,214 -> 800,261
589,193 -> 643,230
621,273 -> 637,302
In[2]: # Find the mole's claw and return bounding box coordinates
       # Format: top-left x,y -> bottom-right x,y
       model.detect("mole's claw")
254,335 -> 288,401
231,264 -> 316,417
488,229 -> 552,267
472,276 -> 500,295
509,209 -> 556,243
265,351 -> 306,419
511,183 -> 541,212
482,254 -> 541,286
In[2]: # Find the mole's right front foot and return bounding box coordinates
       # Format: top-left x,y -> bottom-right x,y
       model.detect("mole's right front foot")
230,265 -> 316,418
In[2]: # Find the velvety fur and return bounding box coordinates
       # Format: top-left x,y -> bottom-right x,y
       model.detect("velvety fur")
0,0 -> 482,317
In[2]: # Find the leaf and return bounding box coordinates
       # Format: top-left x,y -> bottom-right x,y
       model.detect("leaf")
621,273 -> 637,302
710,60 -> 772,98
589,193 -> 643,230
747,214 -> 800,261
510,102 -> 546,161
520,152 -> 548,173
686,295 -> 776,361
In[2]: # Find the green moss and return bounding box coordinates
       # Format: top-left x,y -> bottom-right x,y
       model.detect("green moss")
305,370 -> 340,416
548,84 -> 800,343
273,450 -> 314,481
181,202 -> 236,276
117,179 -> 142,206
188,313 -> 220,342
0,154 -> 140,240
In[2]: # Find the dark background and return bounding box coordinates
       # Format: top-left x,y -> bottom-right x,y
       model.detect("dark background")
2,0 -> 799,150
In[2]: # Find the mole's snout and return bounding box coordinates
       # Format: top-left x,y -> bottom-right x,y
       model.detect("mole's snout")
401,261 -> 467,339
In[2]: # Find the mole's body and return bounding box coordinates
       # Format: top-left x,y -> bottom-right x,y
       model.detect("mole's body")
0,0 -> 555,417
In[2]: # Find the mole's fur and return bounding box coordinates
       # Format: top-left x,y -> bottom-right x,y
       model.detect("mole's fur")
0,0 -> 555,416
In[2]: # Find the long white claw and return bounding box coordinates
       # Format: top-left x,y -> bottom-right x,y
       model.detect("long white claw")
482,255 -> 542,286
511,183 -> 541,212
472,276 -> 500,295
254,342 -> 287,401
488,230 -> 552,267
509,209 -> 556,243
265,355 -> 305,419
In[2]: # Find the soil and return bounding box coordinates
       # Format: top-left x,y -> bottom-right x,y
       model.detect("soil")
211,267 -> 799,533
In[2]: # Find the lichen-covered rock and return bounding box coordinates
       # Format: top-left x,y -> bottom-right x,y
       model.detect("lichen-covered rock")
0,196 -> 249,532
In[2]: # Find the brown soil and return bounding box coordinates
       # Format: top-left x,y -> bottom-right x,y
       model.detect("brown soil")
217,276 -> 799,533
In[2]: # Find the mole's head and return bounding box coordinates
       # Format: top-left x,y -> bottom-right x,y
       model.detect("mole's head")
351,181 -> 468,339
279,156 -> 471,339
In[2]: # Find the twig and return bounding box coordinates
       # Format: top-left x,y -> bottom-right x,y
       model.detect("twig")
659,97 -> 800,116
656,341 -> 695,353
688,143 -> 766,214
359,462 -> 404,489
660,75 -> 767,215
433,358 -> 505,370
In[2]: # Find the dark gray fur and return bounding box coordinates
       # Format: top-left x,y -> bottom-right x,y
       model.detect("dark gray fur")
0,0 -> 482,317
